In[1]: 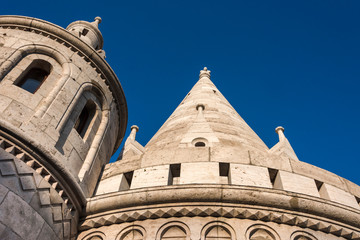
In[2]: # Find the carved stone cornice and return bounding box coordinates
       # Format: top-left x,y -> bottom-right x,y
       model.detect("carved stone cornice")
80,203 -> 360,239
86,185 -> 360,226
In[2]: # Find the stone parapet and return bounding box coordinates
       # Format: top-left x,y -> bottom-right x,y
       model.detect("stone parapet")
97,161 -> 360,211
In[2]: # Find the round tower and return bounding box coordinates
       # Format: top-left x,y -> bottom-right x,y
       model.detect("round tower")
0,16 -> 127,239
78,68 -> 360,240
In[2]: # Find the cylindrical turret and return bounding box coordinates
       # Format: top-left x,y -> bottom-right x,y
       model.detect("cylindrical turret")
0,15 -> 127,239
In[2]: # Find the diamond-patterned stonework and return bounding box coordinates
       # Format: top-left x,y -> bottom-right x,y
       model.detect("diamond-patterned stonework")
80,205 -> 360,239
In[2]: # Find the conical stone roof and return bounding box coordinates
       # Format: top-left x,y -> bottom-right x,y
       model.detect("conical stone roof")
141,68 -> 269,167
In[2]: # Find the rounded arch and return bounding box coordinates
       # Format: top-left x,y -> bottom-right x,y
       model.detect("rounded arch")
0,44 -> 70,81
56,82 -> 109,132
245,224 -> 280,240
116,225 -> 146,240
192,137 -> 209,147
156,221 -> 191,240
200,221 -> 236,240
0,44 -> 72,118
51,81 -> 110,180
290,231 -> 317,240
81,231 -> 106,240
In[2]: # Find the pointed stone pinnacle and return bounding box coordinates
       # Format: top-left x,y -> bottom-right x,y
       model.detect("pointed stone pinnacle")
275,126 -> 285,142
130,125 -> 139,141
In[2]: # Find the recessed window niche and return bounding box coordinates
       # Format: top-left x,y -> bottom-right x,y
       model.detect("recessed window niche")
192,137 -> 208,147
195,141 -> 206,147
74,100 -> 97,138
15,59 -> 52,94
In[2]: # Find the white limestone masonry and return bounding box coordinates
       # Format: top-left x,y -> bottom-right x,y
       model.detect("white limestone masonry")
0,16 -> 359,240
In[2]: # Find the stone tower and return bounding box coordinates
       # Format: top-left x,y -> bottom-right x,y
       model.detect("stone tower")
79,68 -> 360,239
0,16 -> 360,240
0,16 -> 127,239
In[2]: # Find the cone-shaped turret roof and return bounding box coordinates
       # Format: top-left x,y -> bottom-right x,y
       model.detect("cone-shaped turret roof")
141,67 -> 269,167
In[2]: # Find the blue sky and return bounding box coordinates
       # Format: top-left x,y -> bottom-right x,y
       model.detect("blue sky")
4,1 -> 360,185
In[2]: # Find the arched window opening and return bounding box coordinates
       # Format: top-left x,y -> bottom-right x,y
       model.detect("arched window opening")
88,236 -> 103,240
192,137 -> 209,148
161,226 -> 187,240
17,68 -> 49,93
205,226 -> 231,240
294,237 -> 312,240
249,229 -> 275,240
15,59 -> 51,94
291,231 -> 317,240
195,141 -> 206,147
120,229 -> 144,240
74,100 -> 97,138
82,231 -> 106,240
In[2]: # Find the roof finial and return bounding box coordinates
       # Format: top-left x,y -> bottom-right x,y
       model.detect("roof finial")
275,126 -> 285,142
92,16 -> 102,27
199,67 -> 211,79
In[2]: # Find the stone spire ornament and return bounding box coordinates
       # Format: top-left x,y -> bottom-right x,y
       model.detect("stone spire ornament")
270,126 -> 300,161
199,67 -> 211,79
92,16 -> 102,28
66,16 -> 104,50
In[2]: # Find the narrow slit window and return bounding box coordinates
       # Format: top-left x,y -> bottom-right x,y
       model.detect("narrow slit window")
119,171 -> 134,191
74,101 -> 97,138
219,162 -> 230,184
168,164 -> 181,185
81,28 -> 89,36
17,68 -> 49,93
355,196 -> 360,207
314,179 -> 323,191
124,171 -> 134,188
268,168 -> 279,187
315,179 -> 329,199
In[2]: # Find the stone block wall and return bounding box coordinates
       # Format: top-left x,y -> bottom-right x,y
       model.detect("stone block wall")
0,137 -> 78,239
95,161 -> 360,211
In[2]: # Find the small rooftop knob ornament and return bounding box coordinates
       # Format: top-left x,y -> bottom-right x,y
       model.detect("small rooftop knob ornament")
66,16 -> 104,50
199,67 -> 211,79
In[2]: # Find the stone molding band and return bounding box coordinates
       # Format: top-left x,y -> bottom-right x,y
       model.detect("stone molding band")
85,185 -> 360,229
0,15 -> 128,153
80,204 -> 360,239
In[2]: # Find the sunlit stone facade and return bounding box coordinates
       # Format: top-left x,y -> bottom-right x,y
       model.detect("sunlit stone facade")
0,16 -> 359,240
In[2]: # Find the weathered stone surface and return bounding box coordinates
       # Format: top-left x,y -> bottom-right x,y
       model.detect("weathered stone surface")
0,191 -> 44,240
95,174 -> 124,195
319,183 -> 360,209
274,170 -> 320,197
131,165 -> 170,189
0,227 -> 22,240
230,164 -> 272,188
0,183 -> 9,204
37,222 -> 60,240
180,162 -> 221,184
